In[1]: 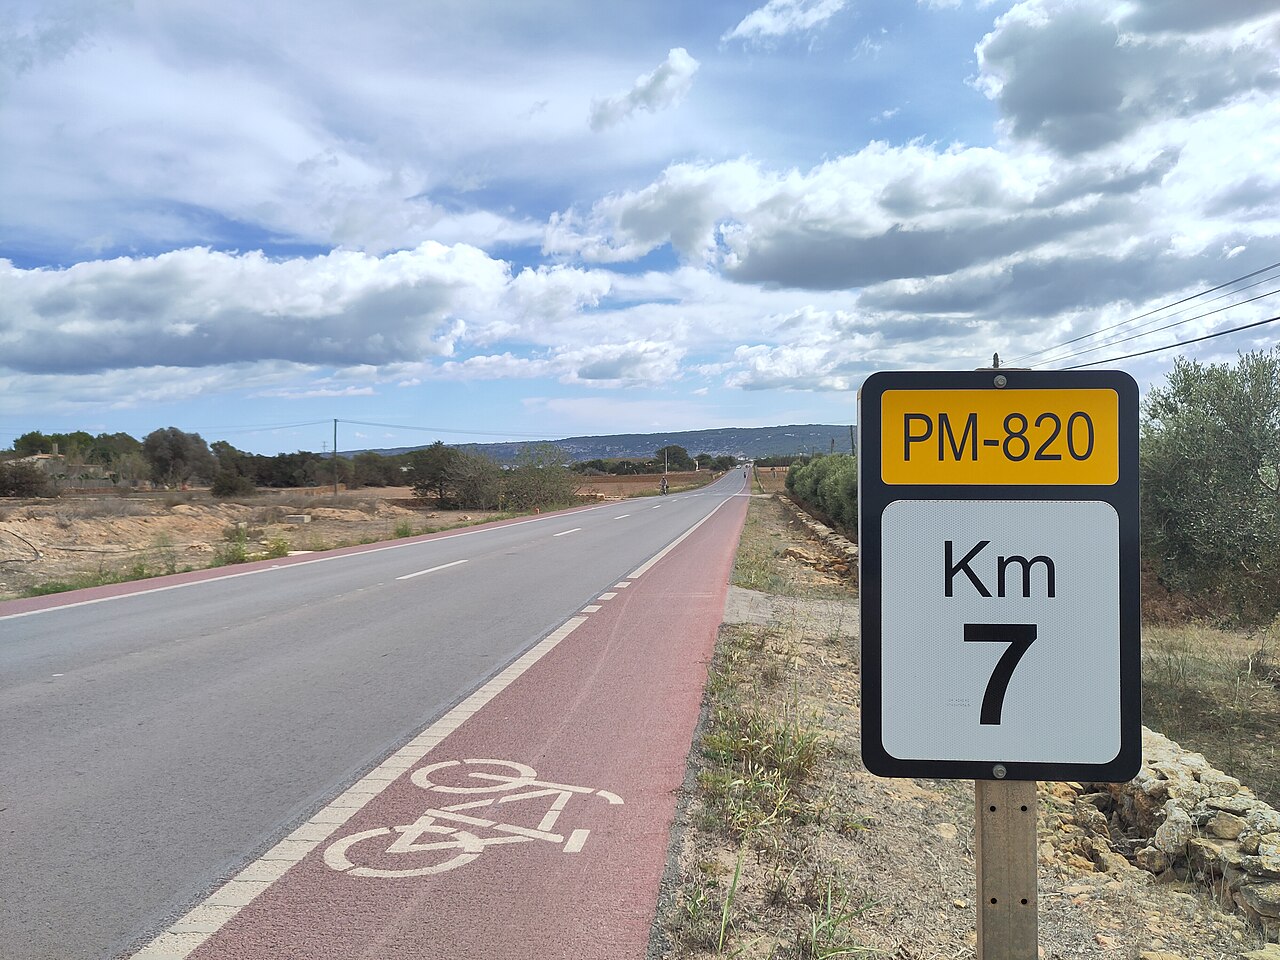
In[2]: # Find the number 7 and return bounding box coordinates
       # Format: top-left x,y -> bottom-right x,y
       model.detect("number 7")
964,623 -> 1037,725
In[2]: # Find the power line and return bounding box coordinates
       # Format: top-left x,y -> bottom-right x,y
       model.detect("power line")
1035,285 -> 1280,367
338,419 -> 553,440
208,419 -> 333,435
1064,313 -> 1280,369
1009,258 -> 1280,365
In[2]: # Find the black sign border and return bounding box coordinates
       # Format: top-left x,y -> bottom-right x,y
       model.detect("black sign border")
858,369 -> 1141,783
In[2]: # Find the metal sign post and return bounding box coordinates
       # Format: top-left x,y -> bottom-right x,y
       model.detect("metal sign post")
857,368 -> 1141,959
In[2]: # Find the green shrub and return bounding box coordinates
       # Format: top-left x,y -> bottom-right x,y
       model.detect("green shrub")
786,455 -> 857,537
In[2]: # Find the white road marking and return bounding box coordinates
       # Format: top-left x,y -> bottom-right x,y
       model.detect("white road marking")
597,592 -> 616,601
129,616 -> 589,959
613,582 -> 630,588
396,559 -> 468,581
553,528 -> 581,537
564,829 -> 590,854
628,495 -> 734,580
651,505 -> 661,509
580,605 -> 602,613
613,514 -> 630,520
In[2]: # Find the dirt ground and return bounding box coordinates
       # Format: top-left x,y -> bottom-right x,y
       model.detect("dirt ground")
0,488 -> 503,602
652,494 -> 1270,960
574,471 -> 710,498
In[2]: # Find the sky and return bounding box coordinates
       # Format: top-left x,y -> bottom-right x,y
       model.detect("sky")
2,0 -> 1279,456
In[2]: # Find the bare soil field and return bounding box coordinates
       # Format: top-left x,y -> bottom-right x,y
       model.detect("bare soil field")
574,471 -> 713,498
0,489 -> 503,602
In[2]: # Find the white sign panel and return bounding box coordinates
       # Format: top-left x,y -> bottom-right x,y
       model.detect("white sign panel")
880,499 -> 1120,765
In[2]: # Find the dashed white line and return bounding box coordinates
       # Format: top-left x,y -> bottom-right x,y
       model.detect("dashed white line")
613,514 -> 630,520
580,604 -> 602,613
613,582 -> 630,588
553,528 -> 581,537
395,559 -> 468,581
597,592 -> 617,601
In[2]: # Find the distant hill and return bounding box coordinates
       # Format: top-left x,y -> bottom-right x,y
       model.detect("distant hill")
353,424 -> 855,462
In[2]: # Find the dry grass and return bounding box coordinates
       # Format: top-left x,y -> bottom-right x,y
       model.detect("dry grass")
753,467 -> 789,494
1142,617 -> 1280,807
657,494 -> 1264,959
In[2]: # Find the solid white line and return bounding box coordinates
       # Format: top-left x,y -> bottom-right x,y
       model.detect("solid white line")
553,528 -> 581,537
129,615 -> 590,959
627,495 -> 734,580
395,559 -> 468,581
1,502 -> 620,621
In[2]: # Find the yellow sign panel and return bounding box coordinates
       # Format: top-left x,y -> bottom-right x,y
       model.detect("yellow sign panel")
881,389 -> 1119,485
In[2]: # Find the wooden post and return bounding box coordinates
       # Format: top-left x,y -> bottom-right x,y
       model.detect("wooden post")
975,779 -> 1038,959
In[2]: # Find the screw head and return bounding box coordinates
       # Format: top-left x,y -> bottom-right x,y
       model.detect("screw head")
993,375 -> 1008,388
993,764 -> 1008,779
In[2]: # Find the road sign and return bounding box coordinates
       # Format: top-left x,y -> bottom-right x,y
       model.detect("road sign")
859,369 -> 1140,782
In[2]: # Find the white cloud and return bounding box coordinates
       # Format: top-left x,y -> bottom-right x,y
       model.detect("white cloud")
589,48 -> 700,132
722,0 -> 847,45
559,340 -> 686,386
975,0 -> 1280,155
0,242 -> 509,373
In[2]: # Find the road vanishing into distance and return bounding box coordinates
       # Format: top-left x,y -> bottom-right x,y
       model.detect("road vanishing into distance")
1,471 -> 750,960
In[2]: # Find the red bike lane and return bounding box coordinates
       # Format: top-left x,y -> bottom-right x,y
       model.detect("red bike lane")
140,493 -> 748,960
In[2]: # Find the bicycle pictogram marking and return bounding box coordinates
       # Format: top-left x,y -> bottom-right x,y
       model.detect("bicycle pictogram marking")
324,759 -> 624,878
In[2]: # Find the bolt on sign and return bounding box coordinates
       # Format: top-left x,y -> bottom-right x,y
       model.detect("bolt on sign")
858,369 -> 1141,783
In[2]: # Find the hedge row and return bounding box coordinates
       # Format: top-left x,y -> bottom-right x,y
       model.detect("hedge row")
785,454 -> 857,537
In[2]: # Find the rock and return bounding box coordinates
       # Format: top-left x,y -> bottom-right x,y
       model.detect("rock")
1135,845 -> 1171,874
933,822 -> 958,840
1198,769 -> 1242,797
1154,803 -> 1194,855
1086,836 -> 1133,874
1074,800 -> 1113,840
781,547 -> 819,565
1240,847 -> 1280,879
1246,809 -> 1280,836
1205,794 -> 1264,815
1235,880 -> 1280,918
1241,946 -> 1280,960
1139,952 -> 1185,960
1186,837 -> 1225,877
1044,781 -> 1081,802
1207,810 -> 1246,839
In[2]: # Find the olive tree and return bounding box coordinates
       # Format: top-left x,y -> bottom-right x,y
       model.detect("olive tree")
142,427 -> 216,487
1140,349 -> 1280,621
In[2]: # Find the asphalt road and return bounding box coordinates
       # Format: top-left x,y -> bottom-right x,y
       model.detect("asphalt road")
0,471 -> 749,960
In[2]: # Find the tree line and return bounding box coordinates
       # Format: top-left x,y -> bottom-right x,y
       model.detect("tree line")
571,445 -> 737,475
1,430 -> 740,514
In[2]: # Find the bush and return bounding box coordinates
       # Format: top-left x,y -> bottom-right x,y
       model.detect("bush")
211,469 -> 256,498
786,455 -> 857,536
0,461 -> 53,497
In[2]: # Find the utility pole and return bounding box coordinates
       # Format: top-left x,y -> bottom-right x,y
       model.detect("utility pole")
333,418 -> 339,498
